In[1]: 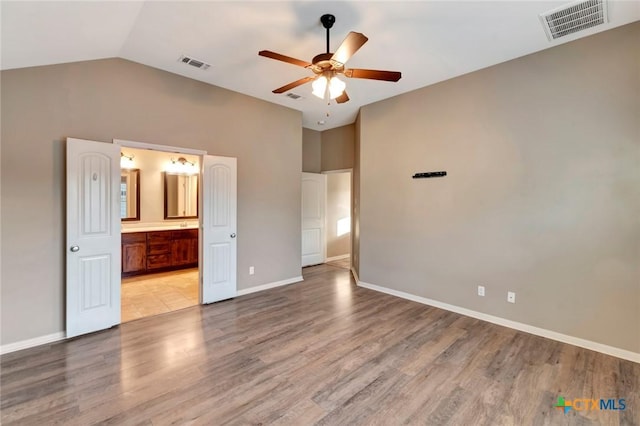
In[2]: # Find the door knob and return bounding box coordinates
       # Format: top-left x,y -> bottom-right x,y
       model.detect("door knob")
70,245 -> 80,252
230,233 -> 236,238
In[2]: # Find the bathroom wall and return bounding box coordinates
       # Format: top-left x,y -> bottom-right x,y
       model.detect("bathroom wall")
121,148 -> 199,229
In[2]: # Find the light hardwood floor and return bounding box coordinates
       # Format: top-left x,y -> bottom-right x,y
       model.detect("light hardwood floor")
121,268 -> 199,322
326,256 -> 350,270
1,264 -> 638,425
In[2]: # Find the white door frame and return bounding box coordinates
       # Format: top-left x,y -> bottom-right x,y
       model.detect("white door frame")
113,139 -> 206,156
322,169 -> 353,265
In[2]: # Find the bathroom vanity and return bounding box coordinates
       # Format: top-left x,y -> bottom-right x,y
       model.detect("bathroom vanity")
122,228 -> 198,276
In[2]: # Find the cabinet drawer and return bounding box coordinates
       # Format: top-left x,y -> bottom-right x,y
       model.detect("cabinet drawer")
171,229 -> 198,240
122,232 -> 146,244
148,231 -> 171,243
148,242 -> 171,255
147,254 -> 171,270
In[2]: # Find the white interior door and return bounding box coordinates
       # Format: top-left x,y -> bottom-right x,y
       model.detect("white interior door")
201,155 -> 237,303
66,138 -> 121,338
302,172 -> 327,267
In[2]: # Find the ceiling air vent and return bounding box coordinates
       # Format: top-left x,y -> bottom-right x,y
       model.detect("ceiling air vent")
540,0 -> 608,41
286,93 -> 302,100
178,55 -> 211,70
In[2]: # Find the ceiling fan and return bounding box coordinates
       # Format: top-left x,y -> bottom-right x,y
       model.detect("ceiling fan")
259,14 -> 401,104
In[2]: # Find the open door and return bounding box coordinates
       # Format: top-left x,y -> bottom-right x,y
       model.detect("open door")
66,138 -> 121,338
302,172 -> 327,267
201,155 -> 237,303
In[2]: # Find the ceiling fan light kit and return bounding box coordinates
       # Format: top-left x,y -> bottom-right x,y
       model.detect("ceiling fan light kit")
312,73 -> 346,100
259,14 -> 401,105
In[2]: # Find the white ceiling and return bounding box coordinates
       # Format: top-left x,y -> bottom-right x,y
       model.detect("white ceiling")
2,1 -> 638,131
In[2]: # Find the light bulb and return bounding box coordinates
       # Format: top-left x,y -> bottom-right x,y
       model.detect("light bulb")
312,76 -> 328,99
328,76 -> 346,99
120,154 -> 134,169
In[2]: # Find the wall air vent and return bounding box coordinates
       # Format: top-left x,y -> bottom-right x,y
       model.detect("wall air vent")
178,55 -> 211,70
540,0 -> 608,40
286,93 -> 302,100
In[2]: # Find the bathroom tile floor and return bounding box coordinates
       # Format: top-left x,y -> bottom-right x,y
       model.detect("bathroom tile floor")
121,268 -> 199,322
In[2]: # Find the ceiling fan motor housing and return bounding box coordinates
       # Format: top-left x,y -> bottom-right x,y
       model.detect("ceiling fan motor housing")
320,14 -> 336,29
311,53 -> 341,75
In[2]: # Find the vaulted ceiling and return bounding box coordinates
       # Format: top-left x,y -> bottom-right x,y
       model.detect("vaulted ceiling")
2,1 -> 638,130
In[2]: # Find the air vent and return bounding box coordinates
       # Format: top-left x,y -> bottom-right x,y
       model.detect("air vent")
540,0 -> 608,40
286,93 -> 302,100
178,55 -> 211,70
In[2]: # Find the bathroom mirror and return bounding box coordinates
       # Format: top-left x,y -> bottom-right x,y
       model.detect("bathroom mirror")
120,169 -> 140,221
164,173 -> 199,219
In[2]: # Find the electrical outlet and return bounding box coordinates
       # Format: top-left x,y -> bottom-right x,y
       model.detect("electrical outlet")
478,286 -> 485,297
507,291 -> 516,303
249,266 -> 255,275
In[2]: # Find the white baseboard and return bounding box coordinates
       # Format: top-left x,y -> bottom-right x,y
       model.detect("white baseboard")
2,277 -> 303,355
326,254 -> 350,262
237,276 -> 303,296
1,332 -> 66,355
357,280 -> 640,364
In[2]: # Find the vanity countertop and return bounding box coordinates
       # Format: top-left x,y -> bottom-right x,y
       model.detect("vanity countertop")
122,225 -> 199,234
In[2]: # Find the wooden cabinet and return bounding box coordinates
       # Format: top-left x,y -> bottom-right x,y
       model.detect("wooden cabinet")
121,229 -> 198,276
147,232 -> 172,270
122,233 -> 146,274
171,230 -> 198,266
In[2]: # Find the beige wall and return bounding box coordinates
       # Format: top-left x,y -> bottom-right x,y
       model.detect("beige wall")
302,124 -> 354,173
302,128 -> 321,173
326,172 -> 351,258
358,23 -> 640,353
321,124 -> 354,171
1,58 -> 302,345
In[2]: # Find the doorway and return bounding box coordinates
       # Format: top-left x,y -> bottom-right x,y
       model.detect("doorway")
119,146 -> 201,322
65,137 -> 238,338
115,140 -> 238,315
324,170 -> 351,270
120,147 -> 202,322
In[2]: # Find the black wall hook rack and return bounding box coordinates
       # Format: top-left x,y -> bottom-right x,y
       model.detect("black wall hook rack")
412,171 -> 447,179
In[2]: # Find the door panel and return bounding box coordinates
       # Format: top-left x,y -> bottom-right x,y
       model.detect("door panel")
302,229 -> 321,256
67,138 -> 120,338
301,173 -> 326,267
201,156 -> 237,303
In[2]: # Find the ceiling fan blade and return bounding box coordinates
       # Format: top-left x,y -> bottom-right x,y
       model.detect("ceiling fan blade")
344,68 -> 402,82
330,32 -> 368,66
259,50 -> 312,68
335,91 -> 349,104
272,76 -> 315,94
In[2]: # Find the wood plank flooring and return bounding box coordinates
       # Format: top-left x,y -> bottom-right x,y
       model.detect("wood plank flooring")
1,264 -> 639,425
121,268 -> 199,322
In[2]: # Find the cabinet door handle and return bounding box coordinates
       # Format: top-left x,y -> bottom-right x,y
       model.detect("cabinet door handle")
230,233 -> 236,238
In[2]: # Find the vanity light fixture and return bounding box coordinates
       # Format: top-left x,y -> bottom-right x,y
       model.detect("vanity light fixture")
171,157 -> 195,167
167,157 -> 198,174
120,152 -> 135,169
